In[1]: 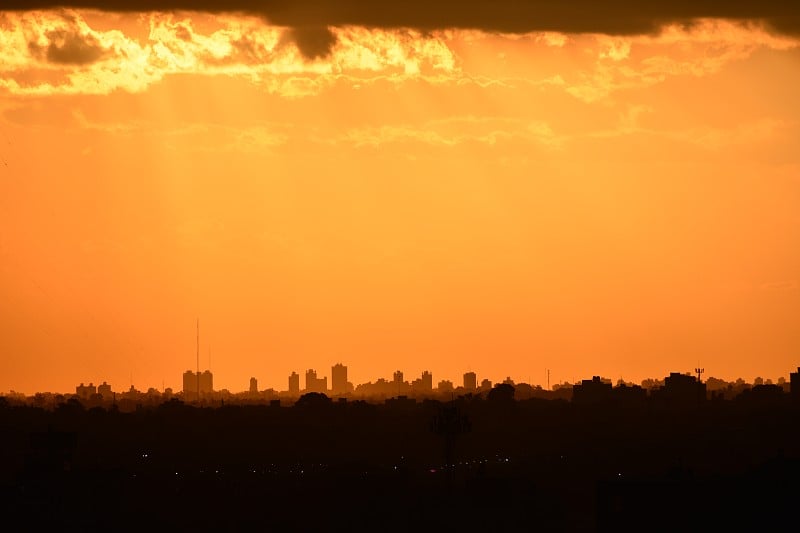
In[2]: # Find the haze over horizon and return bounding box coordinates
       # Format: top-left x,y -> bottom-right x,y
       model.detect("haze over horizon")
1,8 -> 799,394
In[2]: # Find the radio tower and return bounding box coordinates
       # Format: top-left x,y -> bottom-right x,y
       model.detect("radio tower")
196,318 -> 200,402
695,367 -> 705,383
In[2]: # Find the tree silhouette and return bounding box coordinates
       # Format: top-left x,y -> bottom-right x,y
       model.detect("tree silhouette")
487,383 -> 515,404
294,392 -> 331,408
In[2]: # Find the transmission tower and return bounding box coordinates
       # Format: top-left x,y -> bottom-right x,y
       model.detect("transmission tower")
695,367 -> 705,383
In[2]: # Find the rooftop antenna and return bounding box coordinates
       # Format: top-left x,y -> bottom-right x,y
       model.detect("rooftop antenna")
695,367 -> 705,383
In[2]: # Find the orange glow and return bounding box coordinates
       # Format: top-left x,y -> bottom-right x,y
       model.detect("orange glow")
1,12 -> 799,393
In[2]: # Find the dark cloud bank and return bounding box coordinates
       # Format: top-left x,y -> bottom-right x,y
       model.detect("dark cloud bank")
7,0 -> 800,58
28,28 -> 109,64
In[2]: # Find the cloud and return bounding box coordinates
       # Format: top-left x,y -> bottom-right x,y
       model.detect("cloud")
563,19 -> 799,103
14,13 -> 114,68
66,106 -> 562,153
760,280 -> 799,291
684,118 -> 792,149
28,27 -> 108,64
334,116 -> 562,149
69,109 -> 291,154
3,1 -> 800,58
0,12 -> 465,96
287,26 -> 337,60
584,110 -> 794,151
0,14 -> 797,100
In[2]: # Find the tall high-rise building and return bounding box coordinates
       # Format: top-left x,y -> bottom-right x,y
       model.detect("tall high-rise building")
200,370 -> 214,394
249,377 -> 258,395
288,372 -> 300,395
331,363 -> 348,395
421,371 -> 433,390
791,367 -> 800,403
411,371 -> 433,394
183,370 -> 213,399
183,370 -> 198,400
305,369 -> 328,394
305,368 -> 317,391
392,370 -> 406,395
463,372 -> 477,390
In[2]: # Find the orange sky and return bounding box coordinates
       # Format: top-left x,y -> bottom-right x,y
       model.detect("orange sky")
0,11 -> 799,394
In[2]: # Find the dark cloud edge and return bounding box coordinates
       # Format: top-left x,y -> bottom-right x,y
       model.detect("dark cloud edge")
3,1 -> 799,34
5,1 -> 799,58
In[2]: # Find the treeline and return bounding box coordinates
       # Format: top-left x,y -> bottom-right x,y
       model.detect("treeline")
1,387 -> 799,529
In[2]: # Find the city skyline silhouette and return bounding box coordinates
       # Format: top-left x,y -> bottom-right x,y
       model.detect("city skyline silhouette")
26,364 -> 800,405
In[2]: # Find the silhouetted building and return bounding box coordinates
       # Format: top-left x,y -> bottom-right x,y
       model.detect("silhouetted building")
331,363 -> 348,395
572,376 -> 613,404
738,384 -> 786,405
183,370 -> 213,400
97,381 -> 112,401
791,367 -> 800,402
305,369 -> 328,394
123,384 -> 140,397
200,371 -> 213,394
463,372 -> 477,390
438,380 -> 454,393
355,377 -> 406,397
480,378 -> 492,391
249,377 -> 258,395
411,370 -> 433,394
392,370 -> 406,394
183,370 -> 197,399
75,382 -> 96,400
288,372 -> 300,395
612,383 -> 647,404
653,372 -> 706,407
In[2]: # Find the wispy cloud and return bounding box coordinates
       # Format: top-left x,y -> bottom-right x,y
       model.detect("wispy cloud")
760,280 -> 799,291
334,117 -> 561,150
